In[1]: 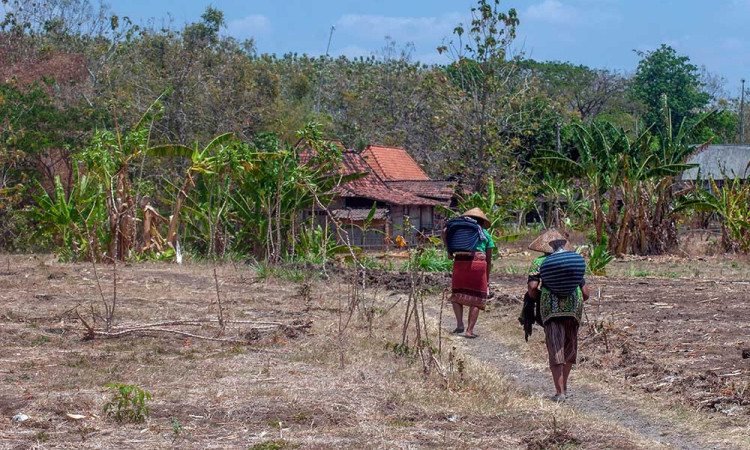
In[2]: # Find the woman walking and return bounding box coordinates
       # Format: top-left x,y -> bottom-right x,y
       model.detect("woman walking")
444,208 -> 494,339
525,229 -> 589,402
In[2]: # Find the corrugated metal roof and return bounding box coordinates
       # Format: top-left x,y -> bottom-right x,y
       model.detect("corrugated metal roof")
361,145 -> 430,181
683,145 -> 750,180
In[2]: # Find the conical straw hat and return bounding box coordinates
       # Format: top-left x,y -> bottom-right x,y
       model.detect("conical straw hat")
528,228 -> 574,254
462,207 -> 491,229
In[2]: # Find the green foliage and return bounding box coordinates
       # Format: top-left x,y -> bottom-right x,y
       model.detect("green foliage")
103,383 -> 152,423
0,0 -> 742,261
586,243 -> 614,276
249,440 -> 300,450
28,168 -> 107,261
436,0 -> 530,192
630,45 -> 710,135
295,224 -> 357,263
404,248 -> 453,273
0,80 -> 100,250
229,123 -> 361,260
520,60 -> 627,121
535,113 -> 710,255
691,109 -> 737,144
169,418 -> 184,443
674,174 -> 750,252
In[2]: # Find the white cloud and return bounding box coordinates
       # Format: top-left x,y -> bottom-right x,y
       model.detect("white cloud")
335,12 -> 464,43
525,0 -> 580,24
227,14 -> 272,39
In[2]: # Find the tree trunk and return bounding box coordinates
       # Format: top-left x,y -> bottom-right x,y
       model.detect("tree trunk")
166,173 -> 193,246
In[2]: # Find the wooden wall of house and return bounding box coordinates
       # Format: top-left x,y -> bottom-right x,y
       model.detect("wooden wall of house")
390,205 -> 438,244
302,200 -> 441,249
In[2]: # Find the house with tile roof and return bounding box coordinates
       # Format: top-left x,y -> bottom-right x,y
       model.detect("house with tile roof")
361,145 -> 456,206
297,141 -> 456,249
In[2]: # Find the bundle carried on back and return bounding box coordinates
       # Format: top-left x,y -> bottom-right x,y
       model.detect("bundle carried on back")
539,250 -> 586,296
445,216 -> 485,254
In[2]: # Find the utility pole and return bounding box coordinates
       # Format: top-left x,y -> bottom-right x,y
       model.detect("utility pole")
314,26 -> 335,118
741,78 -> 746,144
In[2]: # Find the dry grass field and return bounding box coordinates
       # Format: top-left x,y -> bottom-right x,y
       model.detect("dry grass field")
0,253 -> 748,449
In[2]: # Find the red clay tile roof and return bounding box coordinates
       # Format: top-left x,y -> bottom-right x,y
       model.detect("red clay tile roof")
386,180 -> 455,204
335,152 -> 438,206
297,144 -> 437,206
360,145 -> 430,181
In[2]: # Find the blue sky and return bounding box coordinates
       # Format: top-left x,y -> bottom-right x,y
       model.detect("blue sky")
6,1 -> 750,95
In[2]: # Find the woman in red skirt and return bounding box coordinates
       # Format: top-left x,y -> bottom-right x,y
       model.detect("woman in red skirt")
444,208 -> 494,339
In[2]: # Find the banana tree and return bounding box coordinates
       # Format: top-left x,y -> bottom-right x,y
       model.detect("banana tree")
147,132 -> 236,249
78,90 -> 174,260
29,167 -> 106,261
674,172 -> 750,252
231,129 -> 364,261
535,113 -> 711,255
534,121 -> 622,244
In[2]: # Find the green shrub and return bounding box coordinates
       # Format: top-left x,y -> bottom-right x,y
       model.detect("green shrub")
586,243 -> 614,276
404,248 -> 453,272
103,383 -> 152,423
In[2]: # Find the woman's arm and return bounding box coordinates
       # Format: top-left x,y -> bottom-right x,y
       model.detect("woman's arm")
442,228 -> 453,259
485,247 -> 492,279
527,280 -> 540,300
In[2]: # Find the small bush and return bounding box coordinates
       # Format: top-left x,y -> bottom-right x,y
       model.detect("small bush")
249,439 -> 300,450
404,248 -> 453,272
103,383 -> 152,423
586,243 -> 614,276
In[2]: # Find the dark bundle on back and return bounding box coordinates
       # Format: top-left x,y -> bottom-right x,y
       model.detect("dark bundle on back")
444,217 -> 484,254
539,251 -> 586,296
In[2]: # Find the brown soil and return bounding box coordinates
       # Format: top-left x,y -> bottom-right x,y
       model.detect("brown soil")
482,273 -> 750,416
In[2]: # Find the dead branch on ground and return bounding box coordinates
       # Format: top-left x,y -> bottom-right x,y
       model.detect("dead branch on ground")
74,308 -> 311,344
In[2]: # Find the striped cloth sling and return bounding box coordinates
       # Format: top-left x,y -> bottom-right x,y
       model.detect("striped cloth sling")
539,250 -> 586,296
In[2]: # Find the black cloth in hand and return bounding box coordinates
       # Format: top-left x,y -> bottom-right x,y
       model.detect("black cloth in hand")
520,292 -> 538,342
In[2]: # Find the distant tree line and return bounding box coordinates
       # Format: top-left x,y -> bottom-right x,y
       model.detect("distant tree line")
0,0 -> 746,255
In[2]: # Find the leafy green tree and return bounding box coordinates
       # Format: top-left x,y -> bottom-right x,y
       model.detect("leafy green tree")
521,60 -> 627,122
436,0 -> 526,191
630,45 -> 709,134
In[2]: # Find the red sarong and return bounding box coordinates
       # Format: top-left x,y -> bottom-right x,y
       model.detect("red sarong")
451,252 -> 488,310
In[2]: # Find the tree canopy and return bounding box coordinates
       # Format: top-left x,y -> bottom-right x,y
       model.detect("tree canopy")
630,44 -> 710,134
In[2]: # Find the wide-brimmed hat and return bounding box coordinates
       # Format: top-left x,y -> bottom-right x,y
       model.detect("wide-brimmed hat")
461,207 -> 491,229
528,228 -> 574,254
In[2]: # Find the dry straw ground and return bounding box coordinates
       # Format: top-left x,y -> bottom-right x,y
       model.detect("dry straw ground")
0,254 -> 748,449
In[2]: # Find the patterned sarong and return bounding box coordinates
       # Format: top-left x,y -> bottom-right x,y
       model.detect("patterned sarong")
450,252 -> 488,310
544,317 -> 579,365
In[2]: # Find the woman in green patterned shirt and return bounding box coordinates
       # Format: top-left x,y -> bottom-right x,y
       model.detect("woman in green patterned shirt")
526,229 -> 589,402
